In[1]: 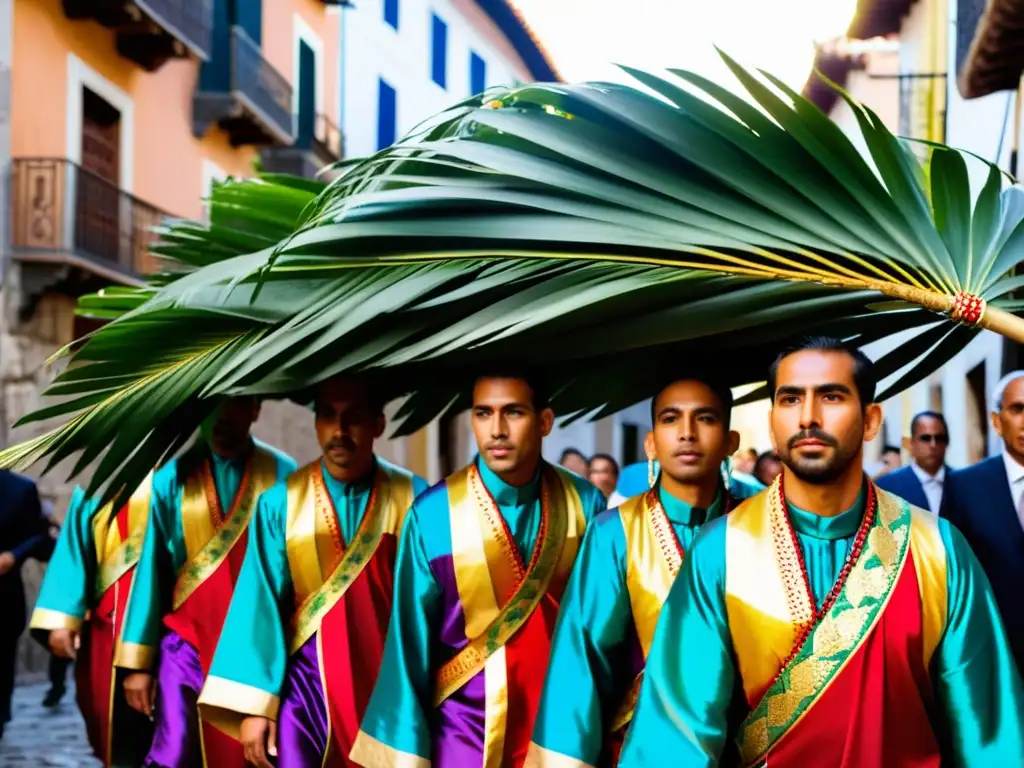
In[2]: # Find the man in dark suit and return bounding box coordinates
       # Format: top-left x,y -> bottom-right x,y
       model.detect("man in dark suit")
875,411 -> 949,513
941,372 -> 1024,678
0,469 -> 51,740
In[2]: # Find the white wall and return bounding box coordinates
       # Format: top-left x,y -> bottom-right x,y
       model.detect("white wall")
341,0 -> 531,158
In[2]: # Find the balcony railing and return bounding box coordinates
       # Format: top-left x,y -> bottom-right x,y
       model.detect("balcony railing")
135,0 -> 213,59
230,25 -> 293,142
194,25 -> 293,146
9,158 -> 173,279
314,113 -> 344,161
62,0 -> 213,70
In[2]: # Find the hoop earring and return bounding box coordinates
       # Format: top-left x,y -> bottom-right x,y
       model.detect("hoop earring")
648,456 -> 656,488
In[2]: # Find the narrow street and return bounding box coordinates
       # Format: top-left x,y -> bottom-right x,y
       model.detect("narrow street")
0,682 -> 99,767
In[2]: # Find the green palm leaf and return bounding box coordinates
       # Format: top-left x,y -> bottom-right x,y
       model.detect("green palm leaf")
5,52 -> 1024,504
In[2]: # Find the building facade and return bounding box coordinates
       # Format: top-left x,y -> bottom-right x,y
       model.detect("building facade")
0,0 -> 561,675
793,0 -> 1024,469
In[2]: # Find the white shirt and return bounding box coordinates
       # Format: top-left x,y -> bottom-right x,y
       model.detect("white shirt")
1002,451 -> 1024,526
909,462 -> 945,515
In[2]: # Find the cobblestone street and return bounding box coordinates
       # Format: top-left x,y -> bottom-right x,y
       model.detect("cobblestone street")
0,682 -> 99,767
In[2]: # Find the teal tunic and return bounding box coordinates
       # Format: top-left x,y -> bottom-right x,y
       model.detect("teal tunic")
202,459 -> 428,712
619,490 -> 1024,766
531,486 -> 727,763
355,458 -> 607,763
31,487 -> 100,632
117,440 -> 295,669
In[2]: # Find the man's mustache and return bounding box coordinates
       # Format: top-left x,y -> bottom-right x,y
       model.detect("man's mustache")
485,441 -> 513,451
787,429 -> 838,449
327,437 -> 357,451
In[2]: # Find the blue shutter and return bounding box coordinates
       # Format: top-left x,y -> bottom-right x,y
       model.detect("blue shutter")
234,0 -> 262,46
296,40 -> 316,148
431,14 -> 447,88
384,0 -> 399,29
377,77 -> 397,150
470,51 -> 486,95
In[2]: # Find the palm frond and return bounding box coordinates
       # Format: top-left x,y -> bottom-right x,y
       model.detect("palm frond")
5,52 -> 1024,504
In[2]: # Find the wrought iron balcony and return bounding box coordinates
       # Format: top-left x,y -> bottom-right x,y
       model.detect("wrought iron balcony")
62,0 -> 212,71
9,158 -> 174,285
193,25 -> 294,147
261,112 -> 344,179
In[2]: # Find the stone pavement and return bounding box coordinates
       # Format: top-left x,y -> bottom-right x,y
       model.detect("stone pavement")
0,681 -> 99,767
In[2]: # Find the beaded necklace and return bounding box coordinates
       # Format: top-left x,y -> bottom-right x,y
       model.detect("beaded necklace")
771,479 -> 877,673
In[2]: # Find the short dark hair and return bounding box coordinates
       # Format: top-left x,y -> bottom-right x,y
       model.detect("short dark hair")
910,410 -> 948,438
312,376 -> 386,416
560,448 -> 587,464
649,376 -> 734,429
474,369 -> 550,410
768,336 -> 876,408
882,445 -> 902,455
589,453 -> 620,476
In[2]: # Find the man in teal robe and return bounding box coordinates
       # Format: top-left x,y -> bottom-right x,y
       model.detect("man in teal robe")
116,397 -> 295,768
198,376 -> 429,768
528,376 -> 757,766
30,480 -> 154,766
620,337 -> 1024,767
350,372 -> 607,768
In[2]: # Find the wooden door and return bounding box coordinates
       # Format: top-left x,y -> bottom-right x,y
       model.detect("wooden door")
76,88 -> 122,266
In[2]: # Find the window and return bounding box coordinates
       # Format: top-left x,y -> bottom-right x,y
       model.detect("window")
384,0 -> 399,29
377,77 -> 397,150
470,51 -> 486,96
431,13 -> 447,88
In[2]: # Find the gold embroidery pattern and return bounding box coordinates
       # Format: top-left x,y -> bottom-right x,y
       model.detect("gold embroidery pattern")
288,470 -> 383,653
647,490 -> 684,579
736,489 -> 910,767
171,457 -> 258,611
433,465 -> 569,706
95,527 -> 145,599
609,491 -> 685,733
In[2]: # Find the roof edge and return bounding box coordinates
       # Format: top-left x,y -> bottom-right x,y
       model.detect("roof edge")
474,0 -> 562,82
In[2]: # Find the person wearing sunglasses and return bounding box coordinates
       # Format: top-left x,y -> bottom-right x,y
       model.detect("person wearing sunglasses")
875,411 -> 949,514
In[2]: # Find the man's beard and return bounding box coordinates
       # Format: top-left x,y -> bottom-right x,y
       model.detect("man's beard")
781,428 -> 859,484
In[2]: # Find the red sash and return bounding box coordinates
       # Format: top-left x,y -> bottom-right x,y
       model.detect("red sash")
319,534 -> 398,766
77,505 -> 139,765
765,549 -> 940,766
728,484 -> 948,768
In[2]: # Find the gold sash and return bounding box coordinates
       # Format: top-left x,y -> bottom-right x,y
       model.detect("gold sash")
171,446 -> 279,610
286,460 -> 416,653
93,473 -> 155,598
608,490 -> 684,732
432,463 -> 585,707
728,482 -> 947,766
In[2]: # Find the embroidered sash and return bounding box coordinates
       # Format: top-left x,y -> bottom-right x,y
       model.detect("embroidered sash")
728,482 -> 914,767
93,474 -> 154,599
607,490 -> 684,732
433,463 -> 584,706
171,446 -> 278,610
286,460 -> 415,653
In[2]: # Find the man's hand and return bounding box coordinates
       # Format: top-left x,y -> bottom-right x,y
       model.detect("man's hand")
123,672 -> 156,717
48,628 -> 79,660
0,551 -> 15,576
240,716 -> 277,768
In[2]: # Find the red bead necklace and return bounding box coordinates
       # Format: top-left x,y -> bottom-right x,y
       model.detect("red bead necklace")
773,480 -> 877,672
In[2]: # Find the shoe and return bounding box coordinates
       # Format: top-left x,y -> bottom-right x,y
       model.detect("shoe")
42,687 -> 65,708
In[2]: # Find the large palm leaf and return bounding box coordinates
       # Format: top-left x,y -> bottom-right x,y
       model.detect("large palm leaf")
4,52 -> 1023,503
